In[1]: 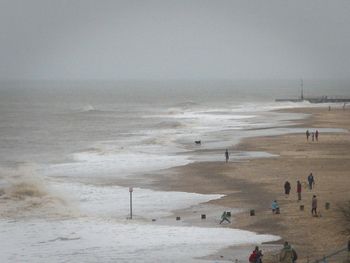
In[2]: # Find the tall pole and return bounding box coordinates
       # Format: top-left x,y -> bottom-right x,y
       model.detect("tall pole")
129,187 -> 133,219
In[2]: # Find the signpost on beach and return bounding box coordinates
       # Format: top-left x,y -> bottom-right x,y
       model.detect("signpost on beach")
129,187 -> 133,219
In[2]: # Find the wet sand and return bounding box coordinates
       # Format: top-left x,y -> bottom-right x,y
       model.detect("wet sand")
152,106 -> 350,262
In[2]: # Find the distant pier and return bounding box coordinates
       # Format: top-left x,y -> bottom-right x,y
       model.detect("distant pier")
275,96 -> 350,103
276,79 -> 350,103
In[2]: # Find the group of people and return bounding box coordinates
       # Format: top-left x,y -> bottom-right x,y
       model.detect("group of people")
306,129 -> 319,142
249,242 -> 297,263
223,132 -> 321,261
283,172 -> 315,197
282,180 -> 306,201
249,246 -> 263,263
276,172 -> 317,215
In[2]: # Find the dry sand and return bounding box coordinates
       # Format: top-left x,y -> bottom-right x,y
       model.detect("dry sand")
151,106 -> 350,262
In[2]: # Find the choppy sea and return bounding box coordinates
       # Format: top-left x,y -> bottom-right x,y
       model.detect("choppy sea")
0,80 -> 347,262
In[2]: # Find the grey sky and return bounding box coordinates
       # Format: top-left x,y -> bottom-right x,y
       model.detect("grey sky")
1,0 -> 350,80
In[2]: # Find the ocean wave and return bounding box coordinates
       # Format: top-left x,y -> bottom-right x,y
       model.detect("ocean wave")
0,165 -> 75,219
71,104 -> 111,114
171,100 -> 199,108
154,120 -> 185,129
77,147 -> 107,155
82,104 -> 95,112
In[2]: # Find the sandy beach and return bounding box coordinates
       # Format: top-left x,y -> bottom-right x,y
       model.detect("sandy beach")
152,106 -> 350,262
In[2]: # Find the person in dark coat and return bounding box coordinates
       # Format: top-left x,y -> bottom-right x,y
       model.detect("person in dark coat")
311,195 -> 318,216
225,149 -> 229,163
306,130 -> 310,141
315,130 -> 319,141
297,180 -> 302,201
284,181 -> 291,196
307,173 -> 315,190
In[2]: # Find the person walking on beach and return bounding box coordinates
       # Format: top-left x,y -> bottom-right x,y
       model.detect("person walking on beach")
311,132 -> 315,141
315,130 -> 319,141
306,130 -> 310,141
249,246 -> 263,263
225,149 -> 229,163
311,195 -> 318,216
307,173 -> 315,190
297,180 -> 302,201
284,181 -> 291,196
219,211 -> 231,224
271,200 -> 280,214
279,242 -> 293,263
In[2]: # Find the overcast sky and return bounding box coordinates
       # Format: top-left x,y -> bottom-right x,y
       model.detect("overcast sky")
1,0 -> 350,80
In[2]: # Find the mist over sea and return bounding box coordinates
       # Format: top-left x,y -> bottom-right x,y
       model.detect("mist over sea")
0,80 -> 348,262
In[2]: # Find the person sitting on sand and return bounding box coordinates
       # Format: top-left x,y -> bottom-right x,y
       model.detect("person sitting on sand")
271,200 -> 280,214
219,211 -> 231,224
284,181 -> 291,196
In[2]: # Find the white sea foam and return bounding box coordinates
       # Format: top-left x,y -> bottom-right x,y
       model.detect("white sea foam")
0,178 -> 280,262
51,181 -> 225,219
45,145 -> 190,178
0,218 -> 279,263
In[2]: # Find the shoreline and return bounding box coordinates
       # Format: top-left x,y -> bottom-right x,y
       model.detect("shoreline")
150,106 -> 350,262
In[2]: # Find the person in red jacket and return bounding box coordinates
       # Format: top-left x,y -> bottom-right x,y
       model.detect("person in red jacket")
297,180 -> 302,201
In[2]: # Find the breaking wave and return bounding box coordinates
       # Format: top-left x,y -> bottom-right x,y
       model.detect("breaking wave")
172,101 -> 199,108
0,165 -> 75,219
154,120 -> 185,129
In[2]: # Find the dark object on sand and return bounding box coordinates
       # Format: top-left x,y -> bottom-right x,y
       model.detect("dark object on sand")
300,205 -> 304,211
195,140 -> 201,144
284,181 -> 291,195
176,216 -> 181,220
250,209 -> 255,216
325,202 -> 330,210
201,214 -> 206,219
226,211 -> 231,217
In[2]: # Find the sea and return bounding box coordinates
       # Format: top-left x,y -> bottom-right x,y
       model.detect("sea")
0,80 -> 348,262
